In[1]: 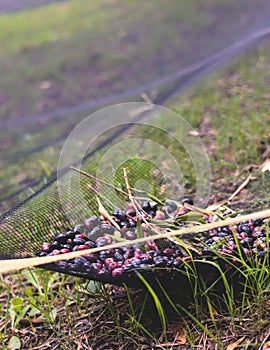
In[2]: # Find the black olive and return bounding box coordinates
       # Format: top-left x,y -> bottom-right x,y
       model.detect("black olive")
153,256 -> 167,267
62,244 -> 72,251
96,237 -> 108,247
112,252 -> 123,262
237,223 -> 252,236
67,231 -> 75,239
73,237 -> 86,245
113,209 -> 127,221
73,225 -> 85,234
119,220 -> 129,228
252,218 -> 264,227
87,226 -> 102,241
51,240 -> 61,250
55,233 -> 68,244
141,201 -> 151,213
101,224 -> 115,234
125,231 -> 136,240
84,215 -> 101,230
165,201 -> 178,213
181,198 -> 194,205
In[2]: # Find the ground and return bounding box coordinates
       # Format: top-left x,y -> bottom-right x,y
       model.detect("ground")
0,1 -> 270,349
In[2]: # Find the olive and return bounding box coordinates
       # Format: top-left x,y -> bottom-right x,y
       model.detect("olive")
87,226 -> 102,241
114,252 -> 124,262
113,209 -> 127,221
77,244 -> 89,251
73,237 -> 86,246
141,201 -> 151,213
153,256 -> 167,267
101,224 -> 115,234
41,242 -> 51,253
165,201 -> 178,213
112,268 -> 123,277
39,252 -> 47,257
119,221 -> 129,228
84,240 -> 96,248
55,233 -> 68,244
96,237 -> 108,247
67,231 -> 75,239
237,223 -> 252,235
56,261 -> 68,270
73,225 -> 85,234
125,231 -> 136,240
84,216 -> 101,230
126,208 -> 136,217
181,198 -> 194,205
252,218 -> 264,226
60,248 -> 70,254
51,241 -> 61,250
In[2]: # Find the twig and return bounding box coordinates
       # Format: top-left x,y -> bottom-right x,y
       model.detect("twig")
207,174 -> 253,211
129,104 -> 154,118
258,329 -> 270,350
123,168 -> 155,236
183,202 -> 211,216
87,184 -> 118,212
140,92 -> 153,104
70,166 -> 128,196
228,174 -> 252,202
123,168 -> 139,214
123,168 -> 161,235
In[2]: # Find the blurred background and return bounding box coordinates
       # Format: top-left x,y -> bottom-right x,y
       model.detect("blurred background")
1,0 -> 270,214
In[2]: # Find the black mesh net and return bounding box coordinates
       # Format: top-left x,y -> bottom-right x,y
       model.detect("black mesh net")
0,110 -> 269,291
2,0 -> 270,213
0,1 -> 270,294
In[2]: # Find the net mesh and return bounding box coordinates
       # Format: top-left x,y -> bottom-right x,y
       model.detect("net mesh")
2,0 -> 270,211
1,129 -> 269,289
1,1 -> 270,290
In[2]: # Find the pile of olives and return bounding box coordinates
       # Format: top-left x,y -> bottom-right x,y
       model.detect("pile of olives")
40,199 -> 269,284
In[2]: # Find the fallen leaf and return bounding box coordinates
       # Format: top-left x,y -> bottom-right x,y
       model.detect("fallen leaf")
167,323 -> 186,345
188,130 -> 199,137
226,336 -> 245,350
176,333 -> 186,345
96,196 -> 121,230
207,199 -> 228,211
262,340 -> 270,350
260,159 -> 270,172
39,80 -> 52,90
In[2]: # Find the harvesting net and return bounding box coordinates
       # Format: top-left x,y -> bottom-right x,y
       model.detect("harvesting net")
0,103 -> 269,293
0,1 -> 270,293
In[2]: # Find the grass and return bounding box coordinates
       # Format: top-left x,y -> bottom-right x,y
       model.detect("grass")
1,0 -> 202,209
0,236 -> 269,349
1,42 -> 270,350
1,2 -> 270,349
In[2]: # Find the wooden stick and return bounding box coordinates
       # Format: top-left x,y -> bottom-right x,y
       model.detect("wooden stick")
0,208 -> 270,274
123,168 -> 159,233
228,174 -> 252,202
70,166 -> 128,196
123,167 -> 139,214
